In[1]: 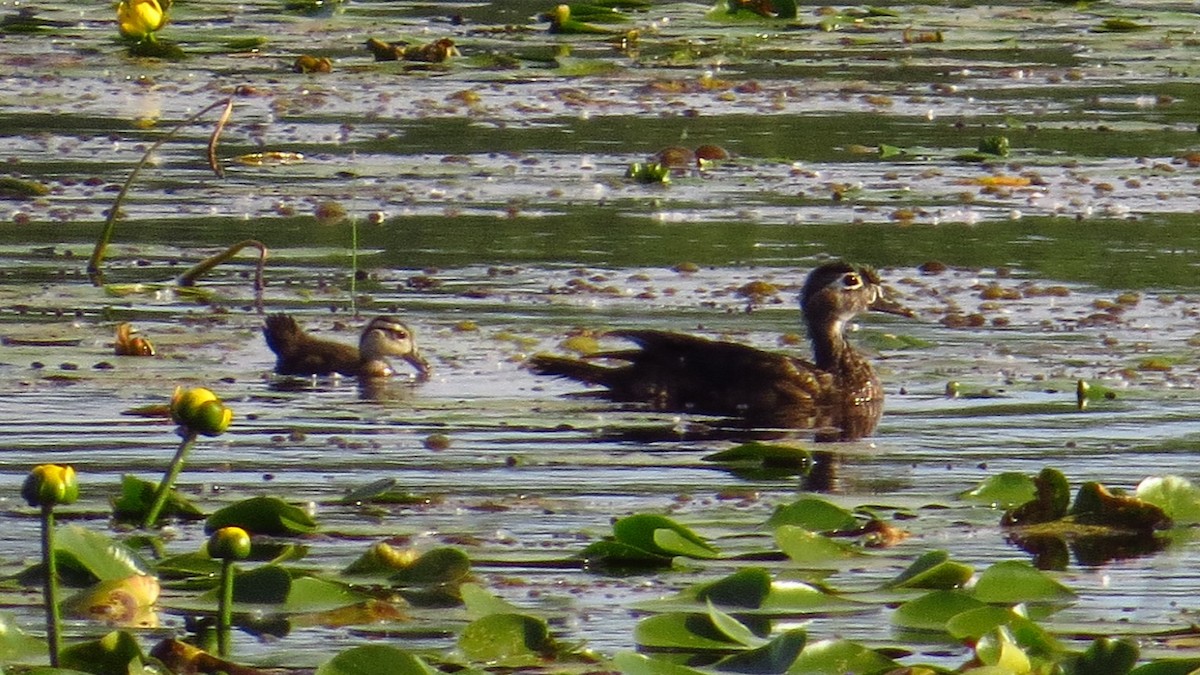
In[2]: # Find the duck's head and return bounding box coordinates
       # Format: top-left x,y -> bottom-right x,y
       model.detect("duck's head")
800,262 -> 913,332
359,316 -> 431,380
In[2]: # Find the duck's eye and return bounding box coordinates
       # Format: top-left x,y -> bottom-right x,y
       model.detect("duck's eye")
841,273 -> 862,289
392,330 -> 408,340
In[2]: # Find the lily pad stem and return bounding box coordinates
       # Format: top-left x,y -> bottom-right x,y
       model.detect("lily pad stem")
175,239 -> 268,313
88,90 -> 243,286
217,558 -> 234,657
142,429 -> 198,529
40,503 -> 62,666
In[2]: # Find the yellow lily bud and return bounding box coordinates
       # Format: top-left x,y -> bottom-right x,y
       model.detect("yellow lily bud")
117,0 -> 166,41
193,400 -> 234,437
170,386 -> 233,436
207,527 -> 251,561
22,464 -> 79,508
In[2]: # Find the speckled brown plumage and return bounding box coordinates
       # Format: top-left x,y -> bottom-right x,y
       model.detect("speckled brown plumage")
264,314 -> 430,380
527,262 -> 912,439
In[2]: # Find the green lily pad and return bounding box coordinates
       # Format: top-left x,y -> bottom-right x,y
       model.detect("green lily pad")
635,567 -> 854,615
1136,475 -> 1200,525
579,539 -> 674,567
774,525 -> 861,565
194,564 -> 367,612
612,514 -> 719,559
973,560 -> 1076,604
702,442 -> 812,471
111,474 -> 204,523
786,638 -> 898,674
1128,656 -> 1200,675
1068,637 -> 1138,675
38,525 -> 153,584
205,496 -> 319,536
766,496 -> 858,532
695,568 -> 771,608
634,611 -> 762,651
892,590 -> 987,632
390,547 -> 471,586
712,628 -> 806,672
59,630 -> 147,673
961,472 -> 1037,509
975,626 -> 1031,671
1003,467 -> 1071,526
0,612 -> 47,662
316,644 -> 437,675
457,613 -> 553,666
611,652 -> 709,675
883,550 -> 973,590
460,582 -> 523,618
945,605 -> 1017,642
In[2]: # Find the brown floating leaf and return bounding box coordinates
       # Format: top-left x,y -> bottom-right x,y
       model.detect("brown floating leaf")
114,322 -> 155,356
366,36 -> 459,63
293,54 -> 332,73
150,638 -> 267,675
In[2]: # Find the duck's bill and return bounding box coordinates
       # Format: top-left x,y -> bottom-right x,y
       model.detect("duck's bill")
869,291 -> 916,318
405,351 -> 432,381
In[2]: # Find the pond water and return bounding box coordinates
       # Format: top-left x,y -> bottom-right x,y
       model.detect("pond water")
2,0 -> 1200,671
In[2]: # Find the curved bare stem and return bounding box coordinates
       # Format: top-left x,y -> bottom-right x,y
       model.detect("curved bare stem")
88,89 -> 242,286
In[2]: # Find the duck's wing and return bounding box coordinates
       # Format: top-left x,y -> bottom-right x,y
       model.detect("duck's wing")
595,329 -> 832,417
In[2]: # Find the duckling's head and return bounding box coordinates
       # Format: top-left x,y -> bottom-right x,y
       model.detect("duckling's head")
359,316 -> 431,380
800,262 -> 912,333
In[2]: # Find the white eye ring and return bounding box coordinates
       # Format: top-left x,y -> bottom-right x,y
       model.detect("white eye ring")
841,273 -> 862,289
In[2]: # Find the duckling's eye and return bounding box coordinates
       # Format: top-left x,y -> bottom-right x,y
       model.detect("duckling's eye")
841,273 -> 862,289
393,330 -> 408,340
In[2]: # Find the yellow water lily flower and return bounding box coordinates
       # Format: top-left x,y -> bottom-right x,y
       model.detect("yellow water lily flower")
117,0 -> 166,41
207,527 -> 251,561
170,386 -> 233,436
22,464 -> 79,508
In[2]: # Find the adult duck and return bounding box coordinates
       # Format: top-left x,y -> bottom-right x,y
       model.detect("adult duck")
527,261 -> 912,439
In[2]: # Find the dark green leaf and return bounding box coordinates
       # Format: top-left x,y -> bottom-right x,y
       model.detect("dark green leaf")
702,441 -> 811,471
612,514 -> 719,559
713,628 -> 806,672
1068,637 -> 1138,675
59,630 -> 146,673
205,495 -> 319,536
111,474 -> 204,522
389,547 -> 471,586
695,568 -> 772,608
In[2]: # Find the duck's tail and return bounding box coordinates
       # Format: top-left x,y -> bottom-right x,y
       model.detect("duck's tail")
263,314 -> 304,359
526,354 -> 616,387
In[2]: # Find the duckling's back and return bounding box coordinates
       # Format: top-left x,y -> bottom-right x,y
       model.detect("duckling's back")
263,314 -> 359,376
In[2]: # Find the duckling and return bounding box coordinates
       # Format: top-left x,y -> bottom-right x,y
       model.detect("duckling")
527,262 -> 912,438
263,314 -> 430,380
